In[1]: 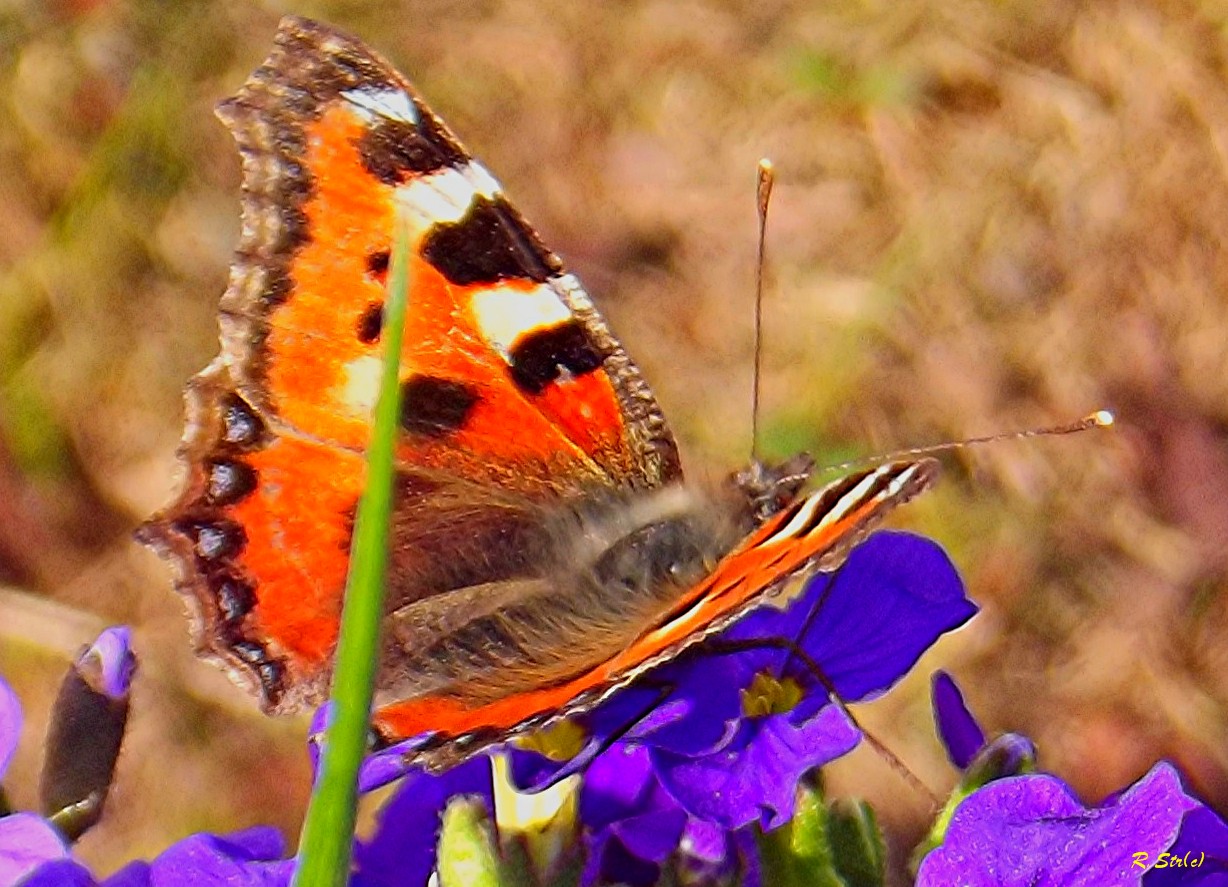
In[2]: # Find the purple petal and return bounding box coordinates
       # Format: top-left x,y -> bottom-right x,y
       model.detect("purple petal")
354,755 -> 493,887
134,827 -> 291,886
0,677 -> 20,779
508,745 -> 577,791
607,808 -> 689,864
680,818 -> 731,864
1144,797 -> 1228,885
511,682 -> 730,793
578,743 -> 658,833
23,858 -> 99,886
653,704 -> 859,830
610,659 -> 744,757
80,627 -> 136,701
917,763 -> 1195,886
578,744 -> 725,877
356,735 -> 439,794
932,671 -> 986,769
510,687 -> 682,791
581,834 -> 663,887
308,705 -> 437,794
0,813 -> 73,884
100,861 -> 152,887
730,533 -> 975,703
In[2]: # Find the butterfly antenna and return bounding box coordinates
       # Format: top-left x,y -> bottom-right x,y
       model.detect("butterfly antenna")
782,561 -> 941,805
751,158 -> 774,464
823,410 -> 1116,475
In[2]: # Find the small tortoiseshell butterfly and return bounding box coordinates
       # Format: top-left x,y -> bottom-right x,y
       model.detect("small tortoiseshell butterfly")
140,16 -> 936,772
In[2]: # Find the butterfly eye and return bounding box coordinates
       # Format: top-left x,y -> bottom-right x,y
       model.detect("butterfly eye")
667,560 -> 695,584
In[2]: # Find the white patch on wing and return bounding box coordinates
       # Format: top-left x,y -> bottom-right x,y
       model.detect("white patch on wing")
763,462 -> 920,547
340,86 -> 419,125
393,163 -> 502,229
337,355 -> 384,415
463,163 -> 501,199
469,284 -> 572,359
767,493 -> 826,545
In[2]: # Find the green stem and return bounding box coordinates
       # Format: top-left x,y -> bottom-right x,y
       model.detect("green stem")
292,214 -> 411,886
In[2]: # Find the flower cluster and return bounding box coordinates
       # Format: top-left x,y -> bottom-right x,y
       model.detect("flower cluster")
917,672 -> 1228,886
4,532 -> 1222,885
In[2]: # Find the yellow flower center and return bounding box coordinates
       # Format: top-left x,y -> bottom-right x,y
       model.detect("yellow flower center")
741,671 -> 804,717
514,719 -> 587,761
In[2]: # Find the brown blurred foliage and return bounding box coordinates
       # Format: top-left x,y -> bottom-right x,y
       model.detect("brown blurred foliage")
1,0 -> 1226,878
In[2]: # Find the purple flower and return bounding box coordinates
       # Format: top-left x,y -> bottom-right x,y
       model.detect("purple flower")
0,813 -> 75,885
576,742 -> 758,886
41,626 -> 138,840
506,532 -> 973,880
917,764 -> 1196,886
1145,802 -> 1228,885
932,670 -> 986,769
353,756 -> 494,887
0,678 -> 20,781
921,672 -> 1228,885
1,627 -> 143,884
653,532 -> 972,831
533,532 -> 970,805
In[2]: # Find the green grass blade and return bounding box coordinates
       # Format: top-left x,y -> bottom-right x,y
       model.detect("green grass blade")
292,212 -> 412,887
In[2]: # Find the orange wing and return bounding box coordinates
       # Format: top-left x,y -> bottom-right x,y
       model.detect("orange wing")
141,17 -> 680,715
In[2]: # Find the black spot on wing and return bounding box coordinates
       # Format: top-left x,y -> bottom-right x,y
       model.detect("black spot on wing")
508,321 -> 603,394
220,394 -> 266,450
358,117 -> 467,185
204,459 -> 258,507
421,196 -> 560,285
366,250 -> 390,277
226,638 -> 285,706
175,518 -> 247,564
399,375 -> 481,437
214,574 -> 256,626
356,302 -> 384,343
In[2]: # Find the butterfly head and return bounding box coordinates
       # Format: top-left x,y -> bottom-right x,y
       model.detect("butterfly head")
729,453 -> 817,525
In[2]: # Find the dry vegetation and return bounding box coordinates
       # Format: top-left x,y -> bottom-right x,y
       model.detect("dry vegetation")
1,0 -> 1226,878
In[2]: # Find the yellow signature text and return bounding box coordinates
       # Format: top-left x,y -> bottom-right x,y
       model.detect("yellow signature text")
1132,851 -> 1205,869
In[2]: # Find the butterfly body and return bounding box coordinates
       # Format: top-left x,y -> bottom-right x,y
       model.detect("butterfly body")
140,16 -> 936,771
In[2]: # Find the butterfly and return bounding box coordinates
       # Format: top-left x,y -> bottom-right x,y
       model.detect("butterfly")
139,15 -> 937,772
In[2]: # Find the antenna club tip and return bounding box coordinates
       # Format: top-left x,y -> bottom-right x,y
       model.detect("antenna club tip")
757,157 -> 773,173
1089,409 -> 1115,428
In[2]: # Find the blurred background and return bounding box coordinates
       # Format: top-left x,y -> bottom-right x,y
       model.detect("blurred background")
1,0 -> 1226,879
